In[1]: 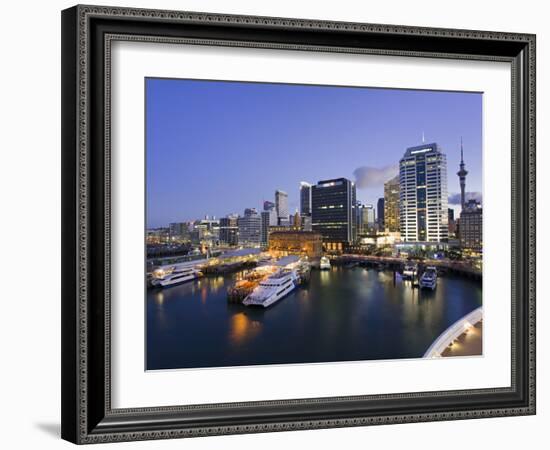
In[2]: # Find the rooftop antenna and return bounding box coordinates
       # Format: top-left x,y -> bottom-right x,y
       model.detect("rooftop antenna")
422,131 -> 425,144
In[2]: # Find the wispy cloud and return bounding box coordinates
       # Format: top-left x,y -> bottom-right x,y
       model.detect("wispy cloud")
448,192 -> 482,205
353,165 -> 398,189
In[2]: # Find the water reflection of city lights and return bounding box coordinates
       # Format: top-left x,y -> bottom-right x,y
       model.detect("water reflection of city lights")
208,276 -> 223,293
229,312 -> 261,344
155,291 -> 165,305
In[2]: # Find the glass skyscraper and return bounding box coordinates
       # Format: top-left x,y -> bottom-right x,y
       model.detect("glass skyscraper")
399,143 -> 448,242
311,178 -> 356,250
384,175 -> 400,233
260,211 -> 271,247
275,190 -> 289,225
300,182 -> 312,217
377,198 -> 385,229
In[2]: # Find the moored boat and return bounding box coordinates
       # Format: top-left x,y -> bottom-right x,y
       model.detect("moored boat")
319,256 -> 331,270
402,262 -> 418,279
419,266 -> 437,290
150,265 -> 203,288
243,270 -> 298,308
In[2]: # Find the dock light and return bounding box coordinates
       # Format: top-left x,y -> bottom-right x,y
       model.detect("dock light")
463,321 -> 473,333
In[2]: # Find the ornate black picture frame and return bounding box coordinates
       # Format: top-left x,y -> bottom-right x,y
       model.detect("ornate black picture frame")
61,4 -> 536,444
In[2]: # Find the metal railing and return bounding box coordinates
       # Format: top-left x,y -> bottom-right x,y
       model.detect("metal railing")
423,307 -> 483,358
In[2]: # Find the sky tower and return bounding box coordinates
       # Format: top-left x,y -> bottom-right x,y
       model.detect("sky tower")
457,138 -> 468,210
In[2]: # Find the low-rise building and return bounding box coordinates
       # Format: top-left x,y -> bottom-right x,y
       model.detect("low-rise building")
268,231 -> 323,258
459,200 -> 482,253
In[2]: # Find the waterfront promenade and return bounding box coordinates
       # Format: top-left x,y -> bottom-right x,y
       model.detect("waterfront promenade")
441,321 -> 482,357
423,307 -> 483,358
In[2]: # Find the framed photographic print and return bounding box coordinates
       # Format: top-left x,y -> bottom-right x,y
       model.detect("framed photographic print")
61,5 -> 536,444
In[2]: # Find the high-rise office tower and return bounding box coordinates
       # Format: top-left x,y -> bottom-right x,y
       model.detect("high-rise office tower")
377,198 -> 385,229
355,202 -> 364,235
219,215 -> 239,246
311,178 -> 356,250
275,190 -> 289,226
356,203 -> 375,235
384,175 -> 400,233
260,211 -> 271,247
399,143 -> 448,242
300,182 -> 312,217
447,207 -> 457,237
237,208 -> 261,246
365,204 -> 375,231
262,201 -> 278,226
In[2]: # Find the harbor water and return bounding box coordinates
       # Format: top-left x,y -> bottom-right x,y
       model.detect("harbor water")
147,266 -> 482,370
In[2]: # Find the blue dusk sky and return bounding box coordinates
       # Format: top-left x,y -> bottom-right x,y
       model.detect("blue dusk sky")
146,78 -> 482,228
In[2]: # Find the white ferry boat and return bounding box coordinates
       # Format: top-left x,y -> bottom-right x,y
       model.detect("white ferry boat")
419,266 -> 437,290
402,262 -> 418,279
243,270 -> 298,308
319,256 -> 331,270
151,266 -> 203,288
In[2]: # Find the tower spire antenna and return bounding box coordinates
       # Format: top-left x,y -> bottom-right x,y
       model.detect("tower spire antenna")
457,137 -> 468,211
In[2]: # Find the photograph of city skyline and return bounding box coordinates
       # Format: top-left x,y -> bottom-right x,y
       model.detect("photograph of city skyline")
146,78 -> 483,371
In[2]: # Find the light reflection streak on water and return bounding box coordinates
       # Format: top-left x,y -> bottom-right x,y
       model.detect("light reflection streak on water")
320,269 -> 330,286
229,312 -> 262,345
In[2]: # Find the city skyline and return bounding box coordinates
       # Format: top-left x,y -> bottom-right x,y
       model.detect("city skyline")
146,78 -> 482,228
